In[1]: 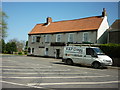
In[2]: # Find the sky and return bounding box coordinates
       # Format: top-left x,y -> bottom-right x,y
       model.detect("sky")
2,2 -> 119,42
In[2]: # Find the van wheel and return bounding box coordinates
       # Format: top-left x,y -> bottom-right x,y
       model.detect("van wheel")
92,62 -> 101,69
66,59 -> 73,65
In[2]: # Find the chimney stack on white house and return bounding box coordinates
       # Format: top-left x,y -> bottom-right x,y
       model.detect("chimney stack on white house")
47,17 -> 52,25
102,8 -> 107,17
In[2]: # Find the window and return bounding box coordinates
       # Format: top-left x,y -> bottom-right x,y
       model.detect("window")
45,35 -> 50,42
83,32 -> 89,42
68,33 -> 74,42
32,36 -> 36,42
86,48 -> 94,55
86,48 -> 97,57
56,34 -> 61,42
92,48 -> 104,55
36,36 -> 40,42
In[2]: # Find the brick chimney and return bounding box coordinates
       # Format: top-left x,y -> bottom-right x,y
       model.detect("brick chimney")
102,8 -> 107,17
47,17 -> 52,24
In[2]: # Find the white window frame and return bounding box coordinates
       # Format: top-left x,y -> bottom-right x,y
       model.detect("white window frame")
45,35 -> 50,42
32,36 -> 36,43
56,34 -> 61,42
68,33 -> 74,42
83,32 -> 89,42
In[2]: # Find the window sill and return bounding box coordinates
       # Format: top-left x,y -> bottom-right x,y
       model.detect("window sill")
31,42 -> 35,44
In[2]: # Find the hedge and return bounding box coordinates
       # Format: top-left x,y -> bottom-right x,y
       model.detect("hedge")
95,44 -> 120,58
18,52 -> 22,55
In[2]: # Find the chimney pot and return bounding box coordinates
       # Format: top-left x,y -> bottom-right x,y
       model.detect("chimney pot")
47,17 -> 52,24
102,8 -> 107,17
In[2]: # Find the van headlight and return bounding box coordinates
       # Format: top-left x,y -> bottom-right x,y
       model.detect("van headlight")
103,59 -> 106,62
103,59 -> 111,63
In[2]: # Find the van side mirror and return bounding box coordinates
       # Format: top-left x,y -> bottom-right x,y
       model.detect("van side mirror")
91,54 -> 98,58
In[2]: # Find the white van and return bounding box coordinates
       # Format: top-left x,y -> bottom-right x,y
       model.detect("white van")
62,46 -> 113,68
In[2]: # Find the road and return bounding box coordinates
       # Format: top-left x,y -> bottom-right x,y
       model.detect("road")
1,54 -> 120,89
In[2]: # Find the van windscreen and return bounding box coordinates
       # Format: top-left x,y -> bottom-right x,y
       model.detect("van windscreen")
93,48 -> 104,55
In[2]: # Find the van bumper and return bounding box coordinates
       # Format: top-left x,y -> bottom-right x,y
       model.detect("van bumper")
101,63 -> 112,67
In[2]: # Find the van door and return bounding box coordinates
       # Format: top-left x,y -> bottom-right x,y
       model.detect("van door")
72,54 -> 83,64
83,48 -> 95,65
71,49 -> 84,64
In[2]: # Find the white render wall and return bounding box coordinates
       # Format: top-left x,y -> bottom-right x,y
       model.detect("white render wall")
97,16 -> 109,43
27,31 -> 97,57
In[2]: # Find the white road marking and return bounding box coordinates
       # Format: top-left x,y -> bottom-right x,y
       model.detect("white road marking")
2,72 -> 88,75
1,66 -> 49,68
2,68 -> 70,71
0,66 -> 18,68
1,75 -> 110,79
1,66 -> 52,69
27,81 -> 120,86
2,59 -> 53,68
1,80 -> 43,88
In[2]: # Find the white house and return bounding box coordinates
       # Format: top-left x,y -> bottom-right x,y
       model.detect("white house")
28,8 -> 109,58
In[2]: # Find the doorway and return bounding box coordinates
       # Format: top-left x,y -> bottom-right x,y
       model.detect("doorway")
56,49 -> 60,59
45,48 -> 48,56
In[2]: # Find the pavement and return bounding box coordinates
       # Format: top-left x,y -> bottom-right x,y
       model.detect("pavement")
107,66 -> 120,70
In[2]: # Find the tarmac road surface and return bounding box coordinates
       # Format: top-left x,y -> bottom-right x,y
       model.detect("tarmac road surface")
1,54 -> 120,90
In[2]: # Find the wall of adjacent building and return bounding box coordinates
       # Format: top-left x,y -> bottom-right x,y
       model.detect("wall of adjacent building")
107,19 -> 120,44
108,30 -> 120,44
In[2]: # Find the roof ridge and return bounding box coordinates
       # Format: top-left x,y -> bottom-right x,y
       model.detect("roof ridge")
51,15 -> 102,23
36,15 -> 102,25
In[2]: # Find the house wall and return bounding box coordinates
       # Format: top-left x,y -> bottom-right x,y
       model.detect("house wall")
28,30 -> 97,57
97,16 -> 109,43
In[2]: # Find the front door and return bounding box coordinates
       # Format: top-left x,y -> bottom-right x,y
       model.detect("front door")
56,49 -> 60,58
45,48 -> 48,56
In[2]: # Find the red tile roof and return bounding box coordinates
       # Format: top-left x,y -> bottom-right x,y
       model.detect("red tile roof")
28,16 -> 103,35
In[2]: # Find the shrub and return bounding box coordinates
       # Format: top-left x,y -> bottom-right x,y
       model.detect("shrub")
97,44 -> 120,58
18,52 -> 22,55
24,51 -> 27,55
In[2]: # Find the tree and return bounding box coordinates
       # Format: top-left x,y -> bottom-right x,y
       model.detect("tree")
9,38 -> 25,52
0,10 -> 8,39
5,42 -> 11,54
0,9 -> 8,54
24,41 -> 28,54
11,42 -> 17,53
24,41 -> 28,51
2,39 -> 6,53
0,10 -> 8,53
6,42 -> 17,54
1,38 -> 26,54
